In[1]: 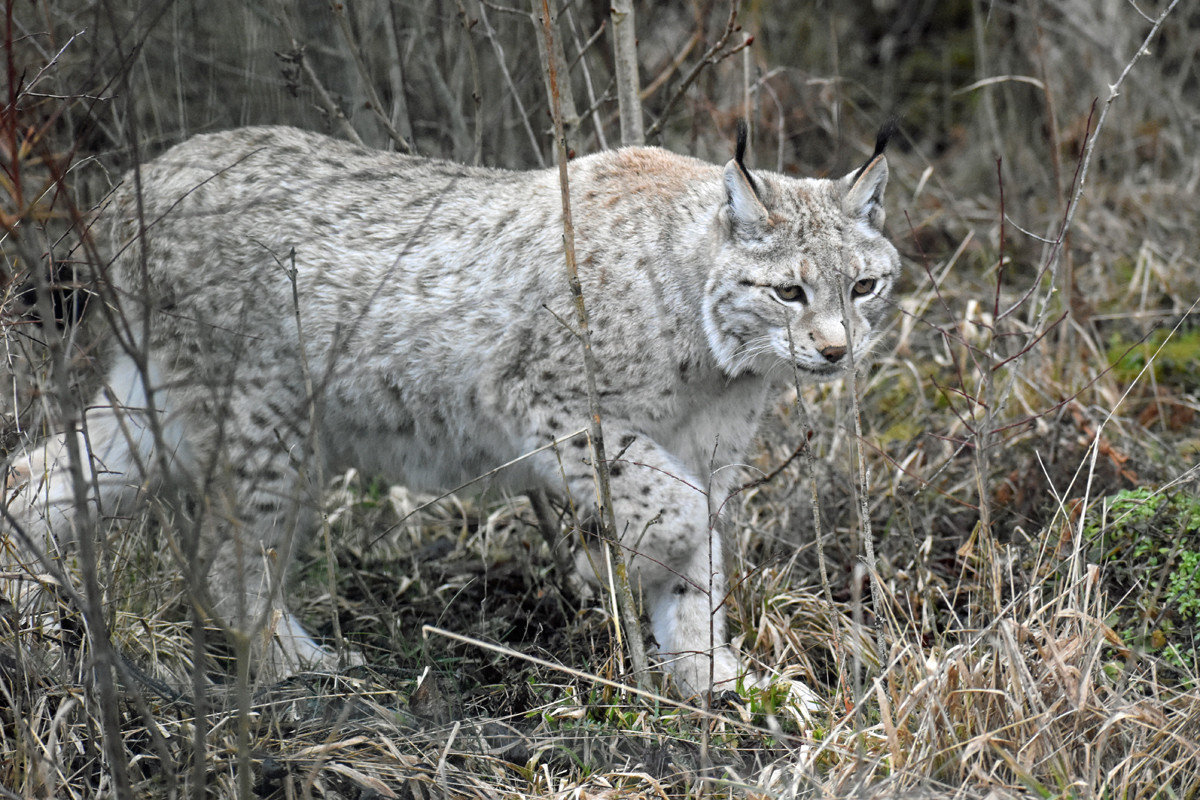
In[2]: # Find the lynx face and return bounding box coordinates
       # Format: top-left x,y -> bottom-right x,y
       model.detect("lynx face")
702,145 -> 899,380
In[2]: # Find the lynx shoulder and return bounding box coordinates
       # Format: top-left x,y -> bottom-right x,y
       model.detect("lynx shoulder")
5,125 -> 900,697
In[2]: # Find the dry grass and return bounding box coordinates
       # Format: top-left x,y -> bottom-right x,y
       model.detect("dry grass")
3,0 -> 1200,798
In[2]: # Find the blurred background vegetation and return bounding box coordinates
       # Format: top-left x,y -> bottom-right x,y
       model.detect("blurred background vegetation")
8,0 -> 1199,315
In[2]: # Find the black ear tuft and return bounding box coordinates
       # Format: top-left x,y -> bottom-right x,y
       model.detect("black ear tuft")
733,118 -> 760,197
871,118 -> 899,160
735,119 -> 749,166
852,118 -> 899,182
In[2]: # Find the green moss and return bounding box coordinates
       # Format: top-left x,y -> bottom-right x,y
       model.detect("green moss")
1085,488 -> 1200,671
1108,256 -> 1138,291
881,418 -> 924,445
1106,327 -> 1200,387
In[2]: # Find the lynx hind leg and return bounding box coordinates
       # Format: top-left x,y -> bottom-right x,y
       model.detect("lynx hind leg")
204,535 -> 344,678
4,354 -> 167,557
562,434 -> 742,697
2,356 -> 170,647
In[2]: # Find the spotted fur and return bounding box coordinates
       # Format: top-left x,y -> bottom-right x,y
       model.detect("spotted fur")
5,126 -> 899,696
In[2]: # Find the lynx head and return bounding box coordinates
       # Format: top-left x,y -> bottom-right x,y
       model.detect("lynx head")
702,122 -> 900,380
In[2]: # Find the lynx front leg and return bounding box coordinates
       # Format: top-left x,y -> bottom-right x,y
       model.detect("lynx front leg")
196,403 -> 360,681
561,433 -> 741,697
203,518 -> 341,679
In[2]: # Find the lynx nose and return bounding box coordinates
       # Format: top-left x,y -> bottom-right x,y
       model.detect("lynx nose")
819,345 -> 847,363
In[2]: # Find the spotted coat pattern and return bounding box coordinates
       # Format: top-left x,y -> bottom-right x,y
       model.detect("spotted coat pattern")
5,126 -> 899,696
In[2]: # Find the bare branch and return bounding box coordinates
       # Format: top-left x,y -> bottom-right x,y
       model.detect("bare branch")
474,0 -> 546,167
536,0 -> 649,688
609,0 -> 643,146
327,1 -> 413,152
275,45 -> 364,146
564,5 -> 608,150
644,3 -> 753,141
456,0 -> 484,165
530,0 -> 580,159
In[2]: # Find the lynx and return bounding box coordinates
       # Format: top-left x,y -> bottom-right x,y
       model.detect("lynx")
4,124 -> 899,697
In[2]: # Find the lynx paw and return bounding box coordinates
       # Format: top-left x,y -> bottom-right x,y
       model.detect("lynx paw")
664,645 -> 743,699
684,656 -> 824,721
259,611 -> 365,679
745,668 -> 823,717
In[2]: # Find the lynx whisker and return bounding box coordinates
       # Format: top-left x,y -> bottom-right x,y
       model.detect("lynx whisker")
727,336 -> 775,376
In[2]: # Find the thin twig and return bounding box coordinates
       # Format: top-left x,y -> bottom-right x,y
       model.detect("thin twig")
456,0 -> 483,164
529,0 -> 580,157
786,324 -> 846,719
1033,0 -> 1181,334
565,5 -> 609,150
373,426 -> 588,544
644,3 -> 753,141
838,285 -> 888,711
640,30 -> 700,101
271,3 -> 363,145
474,0 -> 545,166
327,1 -> 413,152
536,0 -> 649,688
423,625 -> 804,735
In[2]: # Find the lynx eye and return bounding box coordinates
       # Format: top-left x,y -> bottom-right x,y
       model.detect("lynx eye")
851,278 -> 877,298
774,285 -> 806,303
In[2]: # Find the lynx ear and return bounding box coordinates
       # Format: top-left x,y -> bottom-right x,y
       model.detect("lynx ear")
723,120 -> 767,237
842,120 -> 896,230
843,155 -> 889,229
